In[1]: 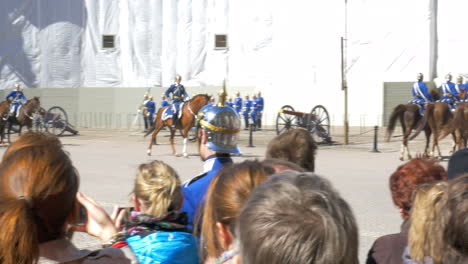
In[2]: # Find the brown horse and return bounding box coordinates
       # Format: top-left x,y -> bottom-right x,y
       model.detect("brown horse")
440,88 -> 468,150
0,101 -> 11,144
145,94 -> 210,157
3,97 -> 41,143
386,90 -> 440,160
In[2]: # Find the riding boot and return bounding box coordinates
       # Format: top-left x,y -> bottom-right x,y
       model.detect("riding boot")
172,115 -> 178,129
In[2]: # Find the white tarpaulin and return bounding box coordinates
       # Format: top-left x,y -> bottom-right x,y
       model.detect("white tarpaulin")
1,0 -> 467,125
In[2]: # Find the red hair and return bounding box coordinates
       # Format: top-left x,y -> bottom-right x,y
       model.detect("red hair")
389,158 -> 447,219
0,132 -> 79,264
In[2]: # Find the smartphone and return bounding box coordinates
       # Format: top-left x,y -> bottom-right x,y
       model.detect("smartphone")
76,204 -> 87,225
118,206 -> 134,223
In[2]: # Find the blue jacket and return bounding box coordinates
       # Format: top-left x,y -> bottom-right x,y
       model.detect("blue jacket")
440,81 -> 458,99
127,232 -> 198,264
6,90 -> 26,105
226,101 -> 234,108
254,96 -> 264,111
242,100 -> 252,115
233,97 -> 242,113
165,84 -> 189,103
181,154 -> 233,229
411,81 -> 432,103
145,100 -> 156,114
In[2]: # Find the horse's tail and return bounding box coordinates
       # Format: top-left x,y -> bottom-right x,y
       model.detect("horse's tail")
144,108 -> 164,137
409,104 -> 433,141
386,104 -> 406,142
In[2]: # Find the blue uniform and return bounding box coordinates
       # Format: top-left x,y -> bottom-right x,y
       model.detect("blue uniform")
165,83 -> 189,118
242,99 -> 252,128
439,81 -> 458,109
226,101 -> 234,108
145,100 -> 156,126
233,96 -> 243,114
5,90 -> 27,115
251,96 -> 264,125
408,81 -> 432,112
181,154 -> 233,230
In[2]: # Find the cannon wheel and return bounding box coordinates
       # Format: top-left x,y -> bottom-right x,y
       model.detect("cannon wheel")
309,105 -> 331,142
45,106 -> 69,136
276,105 -> 299,135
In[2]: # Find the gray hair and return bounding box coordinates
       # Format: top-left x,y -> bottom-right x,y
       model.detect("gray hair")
236,171 -> 359,264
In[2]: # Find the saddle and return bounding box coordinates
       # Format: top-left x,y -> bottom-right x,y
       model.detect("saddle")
161,102 -> 185,121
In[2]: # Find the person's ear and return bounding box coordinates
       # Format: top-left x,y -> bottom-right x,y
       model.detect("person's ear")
216,222 -> 233,250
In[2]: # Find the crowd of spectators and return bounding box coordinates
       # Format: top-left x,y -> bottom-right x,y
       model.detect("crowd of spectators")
0,125 -> 466,263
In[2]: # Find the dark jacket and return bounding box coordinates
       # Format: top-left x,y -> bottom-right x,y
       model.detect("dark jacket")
366,220 -> 410,264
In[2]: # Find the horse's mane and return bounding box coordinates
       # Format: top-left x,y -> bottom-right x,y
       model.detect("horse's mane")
190,94 -> 210,102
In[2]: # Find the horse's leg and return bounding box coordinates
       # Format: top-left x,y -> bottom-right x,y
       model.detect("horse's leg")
169,126 -> 177,156
423,127 -> 431,157
147,121 -> 164,156
451,132 -> 457,153
404,129 -> 412,160
181,125 -> 191,158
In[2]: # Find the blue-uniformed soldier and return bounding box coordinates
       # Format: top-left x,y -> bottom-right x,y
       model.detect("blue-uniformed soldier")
252,91 -> 264,129
181,86 -> 241,229
138,93 -> 150,131
242,95 -> 252,130
165,75 -> 189,127
6,83 -> 27,118
438,73 -> 458,110
226,97 -> 234,108
145,95 -> 156,127
160,94 -> 169,108
408,73 -> 432,114
456,76 -> 467,103
233,91 -> 242,114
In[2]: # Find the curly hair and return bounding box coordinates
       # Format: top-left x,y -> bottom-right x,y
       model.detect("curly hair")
389,158 -> 447,219
133,160 -> 183,217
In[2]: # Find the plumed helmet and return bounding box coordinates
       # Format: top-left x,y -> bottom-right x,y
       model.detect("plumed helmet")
446,73 -> 452,81
417,73 -> 423,81
149,95 -> 154,100
457,75 -> 463,83
197,85 -> 241,154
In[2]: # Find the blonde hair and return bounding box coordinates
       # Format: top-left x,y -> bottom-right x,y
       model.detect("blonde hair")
133,160 -> 183,217
408,181 -> 448,262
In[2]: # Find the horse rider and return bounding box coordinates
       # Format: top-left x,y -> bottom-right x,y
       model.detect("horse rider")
160,94 -> 169,108
145,95 -> 156,127
6,83 -> 27,118
242,94 -> 252,130
438,73 -> 459,110
233,91 -> 242,114
165,75 -> 189,127
456,75 -> 468,103
226,97 -> 234,108
408,73 -> 432,115
138,93 -> 150,131
181,87 -> 241,229
253,91 -> 264,129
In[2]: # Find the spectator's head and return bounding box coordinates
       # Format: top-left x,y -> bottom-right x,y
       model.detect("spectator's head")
447,148 -> 468,179
132,160 -> 183,217
261,158 -> 305,173
200,160 -> 275,259
408,182 -> 448,262
441,174 -> 468,262
237,171 -> 359,264
389,158 -> 447,219
0,132 -> 79,264
266,128 -> 317,172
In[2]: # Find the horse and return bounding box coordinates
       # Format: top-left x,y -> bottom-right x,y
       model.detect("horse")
0,101 -> 11,144
145,94 -> 211,157
386,89 -> 440,160
439,88 -> 468,150
409,92 -> 458,159
2,97 -> 41,143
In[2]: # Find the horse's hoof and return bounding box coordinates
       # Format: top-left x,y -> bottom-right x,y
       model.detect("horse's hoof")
146,149 -> 152,156
175,153 -> 181,157
183,153 -> 189,158
399,156 -> 404,161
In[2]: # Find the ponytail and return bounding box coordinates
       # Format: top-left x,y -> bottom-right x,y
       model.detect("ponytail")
0,198 -> 39,264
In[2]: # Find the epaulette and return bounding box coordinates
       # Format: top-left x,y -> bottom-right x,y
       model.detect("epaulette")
183,172 -> 208,187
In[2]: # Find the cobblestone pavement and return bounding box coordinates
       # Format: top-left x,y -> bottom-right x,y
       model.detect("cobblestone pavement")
0,126 -> 455,261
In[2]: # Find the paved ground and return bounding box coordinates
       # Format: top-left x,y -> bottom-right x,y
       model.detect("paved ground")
0,126 -> 455,262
